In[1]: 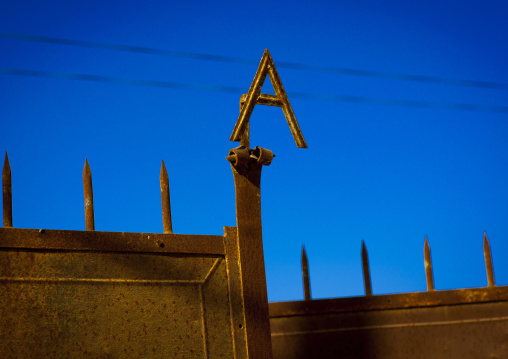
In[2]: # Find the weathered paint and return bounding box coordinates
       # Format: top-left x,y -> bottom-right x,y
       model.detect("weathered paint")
0,226 -> 257,358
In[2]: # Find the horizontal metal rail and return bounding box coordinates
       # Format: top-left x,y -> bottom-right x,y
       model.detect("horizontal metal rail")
0,228 -> 225,255
269,285 -> 508,317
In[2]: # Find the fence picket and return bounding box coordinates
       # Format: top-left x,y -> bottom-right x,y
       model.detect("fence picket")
484,232 -> 495,287
2,152 -> 12,228
301,245 -> 311,300
361,240 -> 372,296
83,159 -> 95,231
160,160 -> 173,234
424,236 -> 434,291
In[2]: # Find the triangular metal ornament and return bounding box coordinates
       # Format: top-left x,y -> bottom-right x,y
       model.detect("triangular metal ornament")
230,49 -> 307,148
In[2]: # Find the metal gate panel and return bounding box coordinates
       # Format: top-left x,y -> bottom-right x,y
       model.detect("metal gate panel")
270,287 -> 508,359
0,227 -> 243,358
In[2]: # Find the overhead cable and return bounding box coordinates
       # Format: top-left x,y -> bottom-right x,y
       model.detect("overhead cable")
1,67 -> 507,114
1,32 -> 507,91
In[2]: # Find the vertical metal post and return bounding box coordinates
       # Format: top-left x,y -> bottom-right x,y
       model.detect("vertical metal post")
302,245 -> 311,300
2,152 -> 12,228
83,159 -> 95,231
361,240 -> 372,296
424,236 -> 434,291
229,155 -> 273,359
227,48 -> 305,358
484,232 -> 495,287
160,160 -> 173,234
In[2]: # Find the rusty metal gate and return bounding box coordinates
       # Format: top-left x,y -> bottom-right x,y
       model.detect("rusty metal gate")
269,239 -> 508,358
0,49 -> 305,358
270,287 -> 508,358
0,150 -> 270,358
3,49 -> 507,358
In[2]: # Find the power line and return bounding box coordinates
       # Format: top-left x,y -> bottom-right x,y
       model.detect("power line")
2,67 -> 507,114
0,33 -> 258,64
0,68 -> 244,93
2,32 -> 508,91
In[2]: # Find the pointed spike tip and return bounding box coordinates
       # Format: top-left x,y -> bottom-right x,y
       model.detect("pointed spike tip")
160,159 -> 168,179
83,158 -> 91,176
3,152 -> 11,175
301,245 -> 308,260
424,235 -> 430,249
424,235 -> 431,252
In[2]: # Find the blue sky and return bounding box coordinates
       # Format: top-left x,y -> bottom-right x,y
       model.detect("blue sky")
1,0 -> 508,302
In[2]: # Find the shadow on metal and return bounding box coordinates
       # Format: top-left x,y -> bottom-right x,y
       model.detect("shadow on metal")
270,237 -> 508,359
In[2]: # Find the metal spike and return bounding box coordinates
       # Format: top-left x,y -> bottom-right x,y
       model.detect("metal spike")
484,232 -> 495,287
301,245 -> 311,300
160,160 -> 173,234
424,236 -> 434,291
83,159 -> 95,231
3,152 -> 12,228
361,240 -> 372,296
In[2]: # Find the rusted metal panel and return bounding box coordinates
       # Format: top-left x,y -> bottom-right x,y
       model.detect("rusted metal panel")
269,287 -> 508,359
272,240 -> 508,358
0,227 -> 248,358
